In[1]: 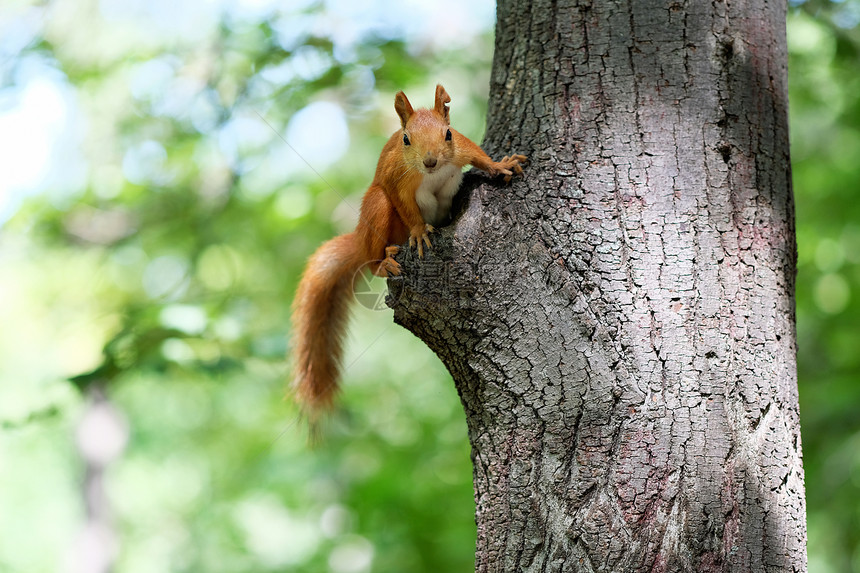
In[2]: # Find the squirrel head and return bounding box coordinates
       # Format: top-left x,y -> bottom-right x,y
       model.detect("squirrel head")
394,84 -> 455,174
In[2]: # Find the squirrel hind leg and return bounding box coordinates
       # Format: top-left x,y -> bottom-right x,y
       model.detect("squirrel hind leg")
369,245 -> 401,277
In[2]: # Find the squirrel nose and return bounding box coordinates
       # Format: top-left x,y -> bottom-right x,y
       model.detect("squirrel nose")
423,155 -> 437,169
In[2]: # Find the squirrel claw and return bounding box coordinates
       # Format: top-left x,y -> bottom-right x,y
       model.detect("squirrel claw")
381,245 -> 401,276
383,259 -> 402,276
494,155 -> 528,183
409,224 -> 435,258
493,154 -> 527,182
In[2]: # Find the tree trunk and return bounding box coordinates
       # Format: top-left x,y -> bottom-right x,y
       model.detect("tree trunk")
388,0 -> 807,571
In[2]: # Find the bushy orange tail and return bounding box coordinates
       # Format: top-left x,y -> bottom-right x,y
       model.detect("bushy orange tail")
291,232 -> 362,414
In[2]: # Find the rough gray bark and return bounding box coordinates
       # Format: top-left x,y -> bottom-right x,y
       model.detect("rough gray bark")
389,0 -> 806,571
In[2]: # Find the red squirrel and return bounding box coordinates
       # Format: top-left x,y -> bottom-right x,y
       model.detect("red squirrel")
291,84 -> 526,413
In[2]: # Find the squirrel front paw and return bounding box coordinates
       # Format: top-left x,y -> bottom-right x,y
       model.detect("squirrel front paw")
409,224 -> 435,258
490,154 -> 528,182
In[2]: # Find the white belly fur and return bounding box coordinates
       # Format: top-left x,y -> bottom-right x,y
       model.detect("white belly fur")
414,163 -> 464,227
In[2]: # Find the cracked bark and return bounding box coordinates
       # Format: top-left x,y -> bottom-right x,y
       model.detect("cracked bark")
388,0 -> 806,571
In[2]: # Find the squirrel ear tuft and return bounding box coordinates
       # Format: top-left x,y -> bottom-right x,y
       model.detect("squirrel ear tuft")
394,91 -> 414,128
434,84 -> 451,124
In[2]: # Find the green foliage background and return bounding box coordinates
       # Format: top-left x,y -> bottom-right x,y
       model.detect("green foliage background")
0,1 -> 857,571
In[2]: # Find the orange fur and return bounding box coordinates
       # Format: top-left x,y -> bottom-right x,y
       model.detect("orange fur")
290,85 -> 527,415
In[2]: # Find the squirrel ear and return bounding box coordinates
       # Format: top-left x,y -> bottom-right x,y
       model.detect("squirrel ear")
394,91 -> 414,128
434,84 -> 451,124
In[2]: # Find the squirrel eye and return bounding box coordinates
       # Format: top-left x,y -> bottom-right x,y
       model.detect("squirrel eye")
403,133 -> 410,146
445,129 -> 452,141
